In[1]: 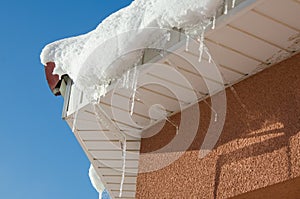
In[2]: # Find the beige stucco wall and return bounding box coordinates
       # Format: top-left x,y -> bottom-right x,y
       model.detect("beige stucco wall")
136,53 -> 300,198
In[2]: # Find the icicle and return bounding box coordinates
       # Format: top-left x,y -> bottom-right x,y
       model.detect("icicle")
166,117 -> 179,135
212,14 -> 216,30
159,48 -> 167,58
206,46 -> 213,64
198,28 -> 205,62
135,93 -> 179,135
166,30 -> 171,42
224,0 -> 228,15
121,73 -> 127,88
119,139 -> 127,198
203,99 -> 218,122
159,30 -> 171,58
131,65 -> 138,90
232,0 -> 236,8
92,90 -> 100,104
159,50 -> 165,58
119,63 -> 139,116
91,103 -> 127,198
90,82 -> 109,104
130,66 -> 139,116
92,103 -> 110,130
125,70 -> 130,89
93,102 -> 127,142
185,35 -> 190,52
130,90 -> 136,116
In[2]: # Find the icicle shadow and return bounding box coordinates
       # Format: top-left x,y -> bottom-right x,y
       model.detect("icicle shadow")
229,85 -> 247,110
136,91 -> 179,135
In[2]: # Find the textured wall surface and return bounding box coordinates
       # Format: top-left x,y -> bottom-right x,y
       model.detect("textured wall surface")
136,53 -> 300,199
234,176 -> 300,199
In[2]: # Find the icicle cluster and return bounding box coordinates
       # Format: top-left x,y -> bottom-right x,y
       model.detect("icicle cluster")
224,0 -> 237,14
91,83 -> 109,104
41,0 -> 224,103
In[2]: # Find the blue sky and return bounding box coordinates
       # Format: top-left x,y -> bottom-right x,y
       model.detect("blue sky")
0,1 -> 132,198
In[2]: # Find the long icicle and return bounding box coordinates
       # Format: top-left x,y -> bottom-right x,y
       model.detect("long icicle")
130,65 -> 139,116
130,91 -> 136,116
198,28 -> 205,62
118,65 -> 139,196
119,139 -> 127,198
204,45 -> 213,64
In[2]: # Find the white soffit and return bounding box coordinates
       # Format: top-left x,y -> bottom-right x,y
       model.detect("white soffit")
64,0 -> 300,198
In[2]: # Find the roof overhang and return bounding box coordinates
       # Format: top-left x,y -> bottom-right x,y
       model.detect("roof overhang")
56,0 -> 300,198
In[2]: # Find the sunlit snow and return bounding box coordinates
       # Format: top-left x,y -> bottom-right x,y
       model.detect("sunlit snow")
41,0 -> 223,101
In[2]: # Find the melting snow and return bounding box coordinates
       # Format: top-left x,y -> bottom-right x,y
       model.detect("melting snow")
41,0 -> 223,100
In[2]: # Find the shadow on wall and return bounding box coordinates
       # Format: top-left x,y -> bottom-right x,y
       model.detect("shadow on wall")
209,52 -> 300,198
138,53 -> 300,198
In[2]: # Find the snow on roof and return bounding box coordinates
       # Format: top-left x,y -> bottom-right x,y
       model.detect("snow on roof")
40,0 -> 222,100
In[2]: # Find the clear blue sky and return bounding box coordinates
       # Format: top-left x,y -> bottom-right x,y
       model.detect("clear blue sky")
0,1 -> 132,198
